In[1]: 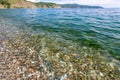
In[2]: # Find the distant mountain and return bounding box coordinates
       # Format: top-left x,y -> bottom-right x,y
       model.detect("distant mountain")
60,4 -> 103,8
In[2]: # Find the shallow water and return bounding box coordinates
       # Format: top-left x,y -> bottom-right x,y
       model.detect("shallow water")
0,8 -> 120,59
0,8 -> 120,80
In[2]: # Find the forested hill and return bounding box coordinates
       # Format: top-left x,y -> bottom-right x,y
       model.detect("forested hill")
34,2 -> 61,8
0,0 -> 61,8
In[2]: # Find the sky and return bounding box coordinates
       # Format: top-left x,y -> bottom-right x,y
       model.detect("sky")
27,0 -> 120,8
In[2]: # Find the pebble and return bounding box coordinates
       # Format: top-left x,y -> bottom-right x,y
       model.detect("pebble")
0,25 -> 120,80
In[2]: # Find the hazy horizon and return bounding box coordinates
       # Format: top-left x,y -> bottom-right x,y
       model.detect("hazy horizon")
27,0 -> 120,8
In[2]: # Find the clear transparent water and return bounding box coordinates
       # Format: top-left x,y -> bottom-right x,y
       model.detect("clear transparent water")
0,8 -> 120,58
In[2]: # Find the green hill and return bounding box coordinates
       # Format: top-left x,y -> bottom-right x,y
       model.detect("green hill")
0,0 -> 60,8
35,2 -> 61,8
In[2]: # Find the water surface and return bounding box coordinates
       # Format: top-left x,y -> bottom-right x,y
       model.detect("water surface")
0,8 -> 120,59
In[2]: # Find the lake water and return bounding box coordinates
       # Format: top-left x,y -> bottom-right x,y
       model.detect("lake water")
0,8 -> 120,59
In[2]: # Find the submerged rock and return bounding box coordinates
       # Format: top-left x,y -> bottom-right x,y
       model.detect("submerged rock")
0,24 -> 120,80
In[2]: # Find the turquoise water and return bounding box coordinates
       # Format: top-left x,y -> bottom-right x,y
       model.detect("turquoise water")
0,8 -> 120,59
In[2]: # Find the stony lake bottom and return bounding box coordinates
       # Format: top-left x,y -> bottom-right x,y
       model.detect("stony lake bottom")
0,8 -> 120,80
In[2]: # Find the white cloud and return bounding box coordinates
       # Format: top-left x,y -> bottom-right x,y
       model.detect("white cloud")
27,0 -> 120,8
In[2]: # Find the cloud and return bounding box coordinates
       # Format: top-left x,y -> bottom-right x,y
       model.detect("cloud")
27,0 -> 120,8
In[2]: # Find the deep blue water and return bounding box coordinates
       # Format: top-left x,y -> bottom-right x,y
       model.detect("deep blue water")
0,8 -> 120,58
